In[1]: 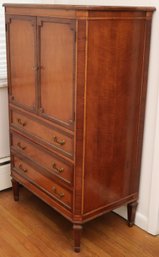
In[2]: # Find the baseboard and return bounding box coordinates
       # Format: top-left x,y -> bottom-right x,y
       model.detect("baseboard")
0,156 -> 10,164
114,206 -> 148,232
135,211 -> 148,231
0,163 -> 12,191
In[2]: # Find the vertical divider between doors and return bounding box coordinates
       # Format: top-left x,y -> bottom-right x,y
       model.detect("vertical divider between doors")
36,17 -> 42,114
32,17 -> 38,113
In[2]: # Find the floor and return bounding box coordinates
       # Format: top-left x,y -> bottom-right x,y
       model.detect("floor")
0,188 -> 159,257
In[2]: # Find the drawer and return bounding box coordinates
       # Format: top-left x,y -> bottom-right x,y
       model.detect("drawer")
11,110 -> 74,158
12,156 -> 72,209
11,133 -> 73,185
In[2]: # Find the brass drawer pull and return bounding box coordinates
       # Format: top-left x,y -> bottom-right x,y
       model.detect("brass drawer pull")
18,163 -> 28,173
17,142 -> 26,150
53,136 -> 65,146
52,186 -> 64,198
17,118 -> 26,127
52,162 -> 64,174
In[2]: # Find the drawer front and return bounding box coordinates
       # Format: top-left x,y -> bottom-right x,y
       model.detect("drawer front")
12,156 -> 72,209
11,111 -> 74,158
11,133 -> 73,185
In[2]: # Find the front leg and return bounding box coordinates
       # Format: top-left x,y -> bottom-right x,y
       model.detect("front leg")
73,224 -> 82,252
12,179 -> 20,201
127,201 -> 138,227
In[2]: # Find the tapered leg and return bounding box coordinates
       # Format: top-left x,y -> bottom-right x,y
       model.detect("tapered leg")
12,179 -> 20,201
127,201 -> 138,227
73,224 -> 82,253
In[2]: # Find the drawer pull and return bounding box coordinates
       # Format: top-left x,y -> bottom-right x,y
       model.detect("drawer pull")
52,162 -> 64,174
18,164 -> 28,173
17,118 -> 26,127
53,136 -> 65,146
52,186 -> 64,198
17,142 -> 26,150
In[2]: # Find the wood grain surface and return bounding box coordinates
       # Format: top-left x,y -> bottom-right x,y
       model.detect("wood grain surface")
0,188 -> 159,257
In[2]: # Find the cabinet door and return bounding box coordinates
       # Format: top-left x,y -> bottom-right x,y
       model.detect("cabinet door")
38,18 -> 75,129
7,16 -> 36,111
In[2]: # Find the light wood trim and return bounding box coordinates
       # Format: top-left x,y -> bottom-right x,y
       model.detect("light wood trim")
81,19 -> 88,215
3,4 -> 156,12
82,193 -> 138,222
5,7 -> 153,20
5,7 -> 76,19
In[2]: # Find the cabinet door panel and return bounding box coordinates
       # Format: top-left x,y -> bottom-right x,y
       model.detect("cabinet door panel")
7,16 -> 36,111
38,18 -> 75,129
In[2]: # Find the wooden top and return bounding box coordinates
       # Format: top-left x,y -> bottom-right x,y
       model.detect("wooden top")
3,4 -> 156,12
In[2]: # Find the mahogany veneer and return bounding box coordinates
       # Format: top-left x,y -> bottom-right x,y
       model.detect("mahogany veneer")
4,4 -> 155,252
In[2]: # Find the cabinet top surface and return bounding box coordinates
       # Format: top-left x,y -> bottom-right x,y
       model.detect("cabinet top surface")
3,4 -> 155,12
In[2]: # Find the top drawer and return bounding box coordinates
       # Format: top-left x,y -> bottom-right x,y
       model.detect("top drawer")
10,110 -> 74,159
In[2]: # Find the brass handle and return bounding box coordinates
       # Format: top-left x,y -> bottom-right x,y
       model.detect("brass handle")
53,136 -> 65,146
52,186 -> 64,198
52,162 -> 64,174
32,66 -> 38,71
32,66 -> 43,71
18,163 -> 28,173
17,142 -> 26,150
17,118 -> 26,127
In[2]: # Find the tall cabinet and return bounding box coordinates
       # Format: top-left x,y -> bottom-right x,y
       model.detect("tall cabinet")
4,4 -> 155,252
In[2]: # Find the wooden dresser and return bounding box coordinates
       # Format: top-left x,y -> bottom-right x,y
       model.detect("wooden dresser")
4,4 -> 155,252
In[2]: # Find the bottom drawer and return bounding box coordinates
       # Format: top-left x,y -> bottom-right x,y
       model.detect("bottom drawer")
12,156 -> 72,210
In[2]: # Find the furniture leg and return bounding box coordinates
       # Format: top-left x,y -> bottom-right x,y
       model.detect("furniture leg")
12,179 -> 20,201
127,201 -> 138,227
73,224 -> 82,253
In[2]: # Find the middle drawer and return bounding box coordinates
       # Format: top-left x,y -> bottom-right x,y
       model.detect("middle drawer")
11,133 -> 74,186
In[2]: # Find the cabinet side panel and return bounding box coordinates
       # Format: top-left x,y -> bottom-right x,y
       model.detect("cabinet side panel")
84,18 -> 148,213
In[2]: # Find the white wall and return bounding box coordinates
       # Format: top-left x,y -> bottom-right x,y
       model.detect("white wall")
53,0 -> 159,235
137,0 -> 159,235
